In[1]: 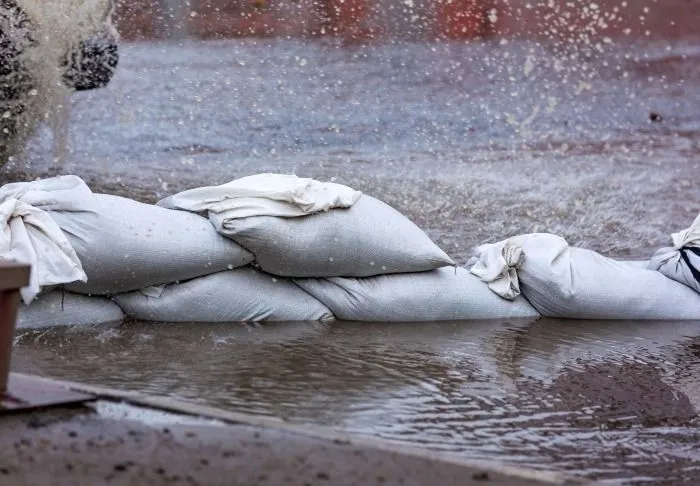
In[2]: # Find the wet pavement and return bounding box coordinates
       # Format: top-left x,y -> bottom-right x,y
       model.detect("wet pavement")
1,396 -> 571,486
2,37 -> 700,484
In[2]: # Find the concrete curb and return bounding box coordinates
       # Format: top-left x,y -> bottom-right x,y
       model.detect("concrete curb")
12,373 -> 587,485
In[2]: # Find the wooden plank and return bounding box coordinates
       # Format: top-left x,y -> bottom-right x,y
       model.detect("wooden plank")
0,264 -> 29,393
0,263 -> 30,291
0,373 -> 95,412
0,289 -> 20,393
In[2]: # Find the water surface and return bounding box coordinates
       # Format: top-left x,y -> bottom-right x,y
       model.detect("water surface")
12,319 -> 700,483
6,38 -> 700,262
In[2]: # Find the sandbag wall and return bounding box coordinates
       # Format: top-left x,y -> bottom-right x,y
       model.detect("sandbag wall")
1,174 -> 540,328
3,174 -> 699,329
116,175 -> 542,323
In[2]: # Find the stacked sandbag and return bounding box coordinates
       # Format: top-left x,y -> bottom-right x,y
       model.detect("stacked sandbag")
0,176 -> 254,296
158,173 -> 455,277
469,233 -> 700,320
17,290 -> 124,329
113,268 -> 333,323
295,267 -> 540,322
3,173 -> 540,325
649,213 -> 700,294
152,173 -> 541,323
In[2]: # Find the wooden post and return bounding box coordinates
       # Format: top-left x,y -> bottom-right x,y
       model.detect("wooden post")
0,264 -> 29,395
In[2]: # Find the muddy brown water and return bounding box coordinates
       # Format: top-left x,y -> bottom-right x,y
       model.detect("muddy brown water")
3,37 -> 700,484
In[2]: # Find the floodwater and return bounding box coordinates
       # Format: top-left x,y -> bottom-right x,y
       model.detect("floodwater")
4,37 -> 700,484
11,319 -> 700,483
7,37 -> 700,261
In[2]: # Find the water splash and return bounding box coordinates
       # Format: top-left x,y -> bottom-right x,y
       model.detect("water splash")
0,0 -> 114,166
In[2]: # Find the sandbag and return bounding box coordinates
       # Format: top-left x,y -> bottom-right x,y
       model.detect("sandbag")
17,290 -> 124,329
113,268 -> 334,323
649,213 -> 700,294
0,195 -> 86,304
212,195 -> 454,277
470,233 -> 700,320
158,173 -> 363,219
294,267 -> 540,322
56,194 -> 253,295
0,176 -> 254,295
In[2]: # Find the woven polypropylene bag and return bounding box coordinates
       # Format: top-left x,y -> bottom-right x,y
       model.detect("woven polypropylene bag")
480,233 -> 700,320
113,268 -> 334,323
295,266 -> 540,322
17,290 -> 124,329
216,195 -> 454,278
49,193 -> 253,295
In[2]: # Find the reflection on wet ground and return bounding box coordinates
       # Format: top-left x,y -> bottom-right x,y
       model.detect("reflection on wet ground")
12,319 -> 700,483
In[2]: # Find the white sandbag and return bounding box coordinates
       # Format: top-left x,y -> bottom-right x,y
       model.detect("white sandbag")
159,174 -> 453,277
470,233 -> 700,320
158,173 -> 363,219
56,194 -> 254,295
649,213 -> 700,294
16,290 -> 124,329
113,268 -> 334,323
294,267 -> 540,322
0,175 -> 254,295
0,196 -> 86,304
620,260 -> 651,269
214,195 -> 454,277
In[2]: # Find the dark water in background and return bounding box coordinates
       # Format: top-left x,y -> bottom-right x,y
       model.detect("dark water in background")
4,37 -> 700,483
11,319 -> 700,483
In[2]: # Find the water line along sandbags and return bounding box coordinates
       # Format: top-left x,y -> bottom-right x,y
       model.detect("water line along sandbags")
469,233 -> 700,320
295,267 -> 540,322
649,213 -> 700,294
113,268 -> 334,323
0,176 -> 254,296
16,290 -> 124,329
159,174 -> 455,277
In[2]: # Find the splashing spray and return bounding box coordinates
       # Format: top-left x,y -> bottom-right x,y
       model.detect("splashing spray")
0,0 -> 116,167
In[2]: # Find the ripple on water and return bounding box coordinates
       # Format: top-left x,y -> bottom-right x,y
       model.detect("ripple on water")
11,318 -> 700,482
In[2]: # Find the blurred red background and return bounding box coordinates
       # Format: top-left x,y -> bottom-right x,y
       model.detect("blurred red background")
114,0 -> 700,42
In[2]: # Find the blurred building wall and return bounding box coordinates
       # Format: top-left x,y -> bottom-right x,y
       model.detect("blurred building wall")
113,0 -> 700,41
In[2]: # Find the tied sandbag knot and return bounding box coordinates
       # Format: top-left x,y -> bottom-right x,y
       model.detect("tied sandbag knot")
468,237 -> 526,301
649,212 -> 700,293
680,247 -> 700,285
0,177 -> 88,304
157,173 -> 363,220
